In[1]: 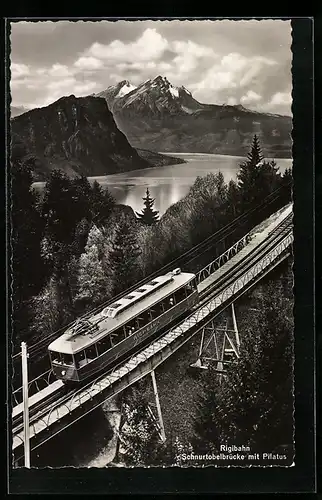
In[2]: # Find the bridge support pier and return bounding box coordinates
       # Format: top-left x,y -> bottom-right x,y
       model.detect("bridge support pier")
190,303 -> 240,374
150,370 -> 166,443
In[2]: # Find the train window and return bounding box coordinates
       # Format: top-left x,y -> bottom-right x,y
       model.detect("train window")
85,344 -> 98,362
147,280 -> 158,286
62,354 -> 74,366
136,288 -> 147,293
125,320 -> 137,336
185,282 -> 195,296
124,294 -> 135,300
138,309 -> 152,327
174,288 -> 186,303
96,336 -> 112,355
74,350 -> 86,367
110,328 -> 126,346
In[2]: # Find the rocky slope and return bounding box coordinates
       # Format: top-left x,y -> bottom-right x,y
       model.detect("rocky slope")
95,76 -> 292,158
11,95 -> 183,181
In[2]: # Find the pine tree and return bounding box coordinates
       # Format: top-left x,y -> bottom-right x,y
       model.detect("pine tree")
108,214 -> 141,295
237,134 -> 263,209
237,135 -> 283,210
247,133 -> 264,165
136,188 -> 159,225
227,179 -> 241,219
71,175 -> 93,222
90,181 -> 115,225
41,169 -> 76,244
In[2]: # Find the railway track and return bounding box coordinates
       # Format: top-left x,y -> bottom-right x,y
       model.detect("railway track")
12,212 -> 293,437
12,184 -> 291,366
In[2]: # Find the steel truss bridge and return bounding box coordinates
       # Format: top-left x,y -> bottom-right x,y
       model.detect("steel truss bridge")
11,203 -> 293,463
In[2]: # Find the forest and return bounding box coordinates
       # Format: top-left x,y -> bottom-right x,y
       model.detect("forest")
10,134 -> 292,355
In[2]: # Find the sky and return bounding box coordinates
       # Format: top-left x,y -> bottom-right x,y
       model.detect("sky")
10,19 -> 292,115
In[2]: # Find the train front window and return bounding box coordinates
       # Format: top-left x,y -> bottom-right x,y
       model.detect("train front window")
50,351 -> 63,364
51,352 -> 74,366
62,354 -> 74,366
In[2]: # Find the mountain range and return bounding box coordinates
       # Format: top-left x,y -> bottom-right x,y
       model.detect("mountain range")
94,76 -> 292,158
11,95 -> 184,181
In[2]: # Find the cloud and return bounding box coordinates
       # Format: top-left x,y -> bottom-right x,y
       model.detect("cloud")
190,52 -> 279,105
241,90 -> 262,105
74,56 -> 103,70
48,64 -> 72,78
86,28 -> 169,63
11,62 -> 30,79
10,60 -> 98,108
10,22 -> 292,115
270,91 -> 292,106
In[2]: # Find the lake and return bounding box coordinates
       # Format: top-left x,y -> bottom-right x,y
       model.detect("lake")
34,153 -> 293,217
88,153 -> 292,216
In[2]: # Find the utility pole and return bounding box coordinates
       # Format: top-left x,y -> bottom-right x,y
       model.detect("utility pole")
21,342 -> 30,468
150,370 -> 166,442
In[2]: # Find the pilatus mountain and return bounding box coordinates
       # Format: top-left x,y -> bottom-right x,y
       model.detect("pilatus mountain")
11,95 -> 184,181
95,76 -> 292,158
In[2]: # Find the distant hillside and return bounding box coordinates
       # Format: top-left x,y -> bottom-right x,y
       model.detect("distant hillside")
95,76 -> 292,158
11,105 -> 29,118
11,95 -> 184,181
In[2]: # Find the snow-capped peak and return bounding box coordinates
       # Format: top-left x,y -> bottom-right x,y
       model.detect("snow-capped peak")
180,85 -> 192,96
116,81 -> 137,98
169,86 -> 179,98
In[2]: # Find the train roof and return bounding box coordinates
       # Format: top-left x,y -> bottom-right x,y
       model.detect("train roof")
48,269 -> 196,355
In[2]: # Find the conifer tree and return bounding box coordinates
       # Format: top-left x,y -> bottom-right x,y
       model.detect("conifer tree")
136,188 -> 159,225
237,135 -> 283,209
237,134 -> 263,208
109,214 -> 141,295
71,175 -> 93,222
90,180 -> 115,224
41,169 -> 76,244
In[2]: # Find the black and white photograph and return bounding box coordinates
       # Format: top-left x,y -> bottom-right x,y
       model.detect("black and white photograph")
9,19 -> 297,471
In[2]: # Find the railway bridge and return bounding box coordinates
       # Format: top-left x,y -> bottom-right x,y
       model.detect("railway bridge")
11,202 -> 293,464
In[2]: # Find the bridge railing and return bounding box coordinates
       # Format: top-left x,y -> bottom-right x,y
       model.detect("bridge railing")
12,368 -> 55,406
196,231 -> 253,284
13,227 -> 293,454
11,182 -> 291,363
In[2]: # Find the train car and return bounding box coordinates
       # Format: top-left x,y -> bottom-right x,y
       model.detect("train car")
48,268 -> 199,383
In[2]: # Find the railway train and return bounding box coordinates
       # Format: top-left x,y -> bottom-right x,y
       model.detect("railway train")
48,268 -> 199,383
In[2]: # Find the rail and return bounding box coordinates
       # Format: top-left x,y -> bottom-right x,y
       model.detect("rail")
12,217 -> 293,455
12,182 -> 291,362
12,207 -> 292,405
